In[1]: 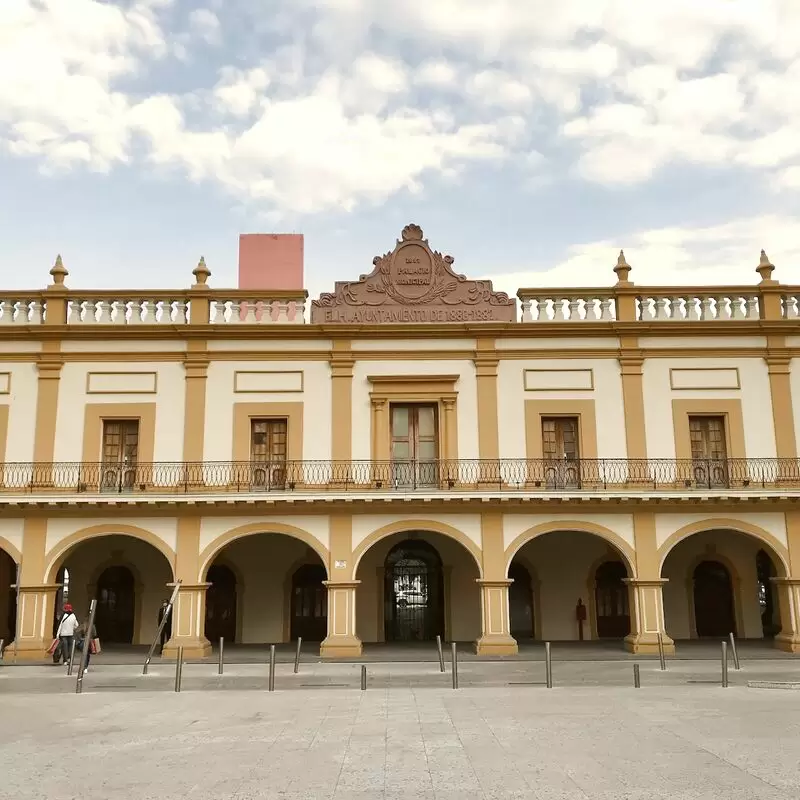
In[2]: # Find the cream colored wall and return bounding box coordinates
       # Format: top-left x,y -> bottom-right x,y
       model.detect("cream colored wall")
351,514 -> 482,552
53,362 -> 187,462
791,358 -> 800,455
203,360 -> 331,462
209,533 -> 321,643
642,357 -> 777,459
655,513 -> 788,552
1,362 -> 38,463
45,518 -> 178,570
61,535 -> 173,644
513,532 -> 623,641
503,514 -> 635,553
355,531 -> 481,643
350,359 -> 479,461
351,339 -> 476,351
661,529 -> 767,640
496,358 -> 627,460
198,516 -> 330,570
0,518 -> 24,559
59,341 -> 187,353
495,337 -> 620,350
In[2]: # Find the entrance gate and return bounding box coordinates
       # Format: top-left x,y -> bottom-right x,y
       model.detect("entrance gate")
384,540 -> 444,642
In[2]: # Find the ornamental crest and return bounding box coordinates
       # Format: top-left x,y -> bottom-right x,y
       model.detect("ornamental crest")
311,224 -> 515,323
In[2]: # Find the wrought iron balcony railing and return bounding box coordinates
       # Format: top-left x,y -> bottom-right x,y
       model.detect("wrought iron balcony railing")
0,458 -> 798,496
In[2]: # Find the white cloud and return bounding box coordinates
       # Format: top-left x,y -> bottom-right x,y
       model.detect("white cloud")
485,214 -> 800,299
188,9 -> 221,45
2,0 -> 800,213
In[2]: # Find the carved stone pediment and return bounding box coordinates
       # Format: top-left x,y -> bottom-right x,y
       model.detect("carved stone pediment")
311,224 -> 516,324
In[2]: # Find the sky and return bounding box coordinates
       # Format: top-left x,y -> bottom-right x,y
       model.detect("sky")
1,0 -> 799,302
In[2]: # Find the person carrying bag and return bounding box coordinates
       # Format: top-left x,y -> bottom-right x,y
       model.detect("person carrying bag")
53,604 -> 78,666
75,615 -> 99,673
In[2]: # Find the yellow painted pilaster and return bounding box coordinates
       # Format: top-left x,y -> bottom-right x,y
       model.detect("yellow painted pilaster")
7,518 -> 58,660
624,511 -> 675,655
474,338 -> 499,465
476,511 -> 517,655
182,341 -> 209,464
330,341 -> 354,481
32,343 -> 63,486
320,514 -> 362,656
774,511 -> 800,653
163,517 -> 211,659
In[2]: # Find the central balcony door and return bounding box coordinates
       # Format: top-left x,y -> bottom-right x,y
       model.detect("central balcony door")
250,418 -> 287,490
689,415 -> 728,487
391,404 -> 438,488
541,416 -> 580,489
101,420 -> 139,492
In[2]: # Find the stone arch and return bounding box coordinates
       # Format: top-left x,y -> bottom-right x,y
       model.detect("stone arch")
0,537 -> 21,565
657,519 -> 790,578
504,521 -> 636,578
199,522 -> 330,583
352,519 -> 483,579
45,524 -> 176,584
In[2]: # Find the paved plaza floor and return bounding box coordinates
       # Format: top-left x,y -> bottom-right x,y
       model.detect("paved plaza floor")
2,659 -> 800,799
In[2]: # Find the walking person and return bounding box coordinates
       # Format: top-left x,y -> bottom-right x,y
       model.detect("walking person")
55,603 -> 78,666
76,613 -> 98,673
157,599 -> 171,655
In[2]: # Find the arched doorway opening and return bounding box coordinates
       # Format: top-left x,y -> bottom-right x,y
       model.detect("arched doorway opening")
508,561 -> 535,639
290,564 -> 327,642
205,564 -> 237,643
384,540 -> 444,642
506,529 -> 633,644
96,566 -> 135,644
50,533 -> 174,647
202,532 -> 328,645
660,527 -> 788,642
0,548 -> 17,646
693,560 -> 735,638
756,550 -> 779,638
594,561 -> 630,638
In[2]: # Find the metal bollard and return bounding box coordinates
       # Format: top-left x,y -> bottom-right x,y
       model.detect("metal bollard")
218,637 -> 224,675
0,638 -> 4,661
657,633 -> 666,671
67,639 -> 77,676
268,644 -> 276,692
728,632 -> 740,671
294,637 -> 302,674
436,635 -> 445,673
360,664 -> 367,690
633,663 -> 640,688
174,647 -> 184,693
545,642 -> 553,688
451,642 -> 459,689
721,641 -> 728,688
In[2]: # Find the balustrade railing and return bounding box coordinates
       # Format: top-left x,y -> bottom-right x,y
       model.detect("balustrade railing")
1,458 -> 798,495
636,292 -> 761,321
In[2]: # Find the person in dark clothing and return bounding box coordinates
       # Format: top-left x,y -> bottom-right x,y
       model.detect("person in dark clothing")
76,614 -> 97,672
157,600 -> 171,654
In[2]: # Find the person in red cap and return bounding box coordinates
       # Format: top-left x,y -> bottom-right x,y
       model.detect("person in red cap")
55,603 -> 78,666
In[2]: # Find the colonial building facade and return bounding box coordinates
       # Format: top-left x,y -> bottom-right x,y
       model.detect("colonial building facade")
1,224 -> 799,660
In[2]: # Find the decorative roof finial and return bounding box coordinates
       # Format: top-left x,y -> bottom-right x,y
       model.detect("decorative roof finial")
192,255 -> 211,286
756,249 -> 775,284
49,254 -> 68,287
613,249 -> 632,284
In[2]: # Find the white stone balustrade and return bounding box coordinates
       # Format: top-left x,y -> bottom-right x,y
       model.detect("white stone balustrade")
783,294 -> 799,319
66,298 -> 190,324
0,297 -> 46,324
519,294 -> 616,322
209,299 -> 306,324
637,293 -> 760,321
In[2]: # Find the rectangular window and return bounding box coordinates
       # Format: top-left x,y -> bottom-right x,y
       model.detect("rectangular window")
541,416 -> 580,488
391,404 -> 438,487
249,419 -> 287,489
100,420 -> 139,491
688,415 -> 728,487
